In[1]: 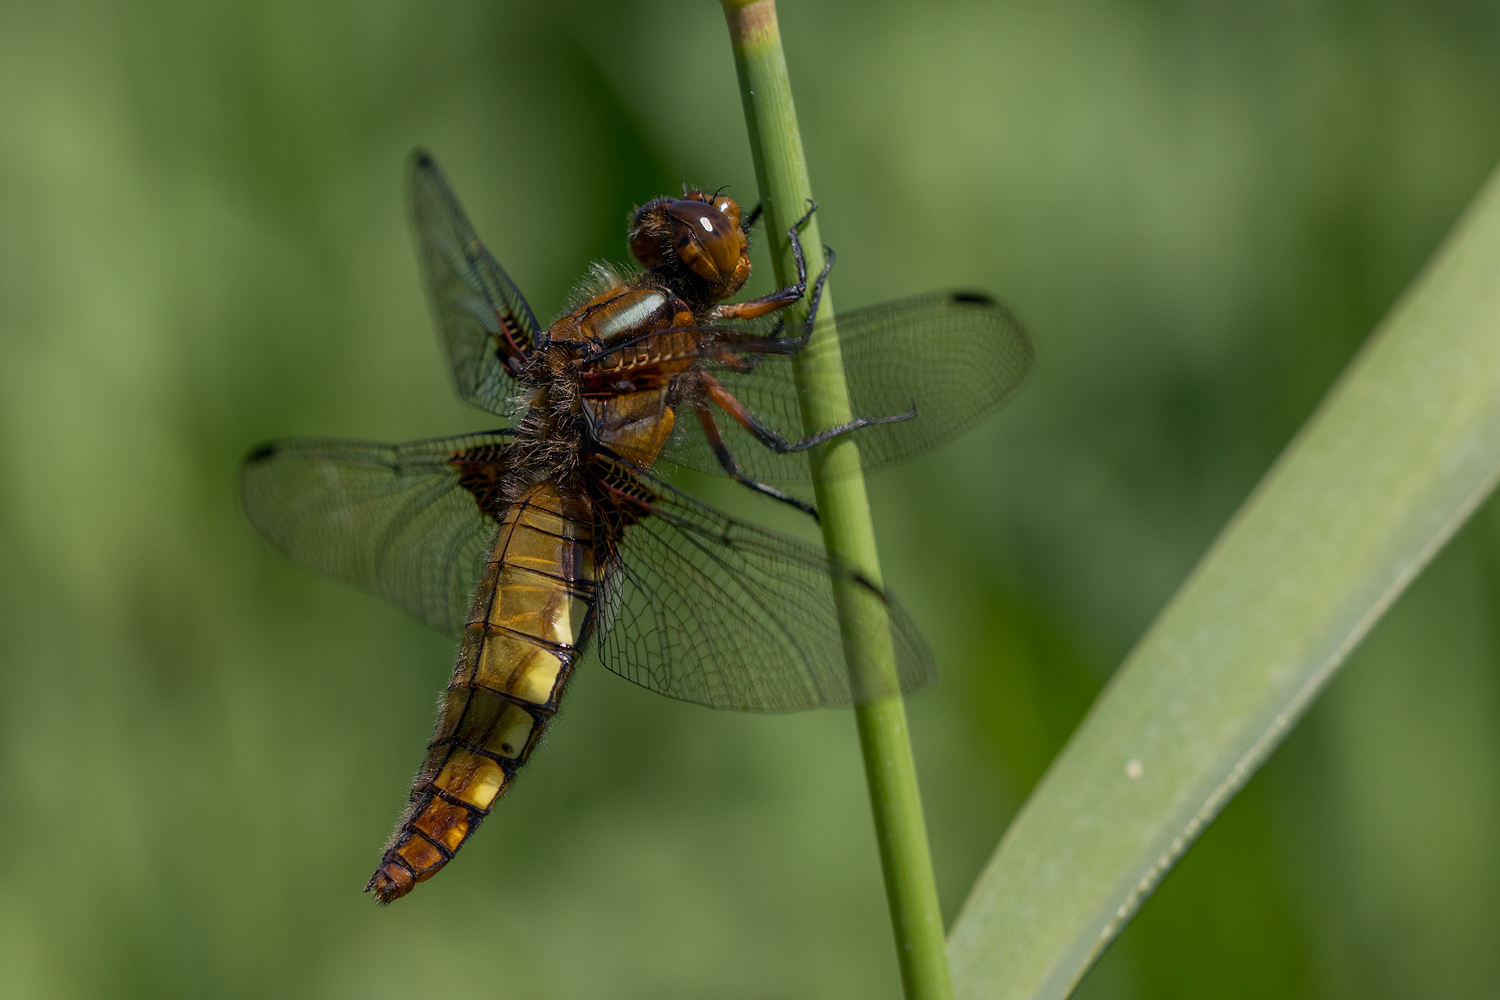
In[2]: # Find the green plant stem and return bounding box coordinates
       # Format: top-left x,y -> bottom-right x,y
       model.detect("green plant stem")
720,5 -> 953,1000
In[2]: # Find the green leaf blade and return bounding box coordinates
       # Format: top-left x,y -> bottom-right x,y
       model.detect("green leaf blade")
948,163 -> 1500,1000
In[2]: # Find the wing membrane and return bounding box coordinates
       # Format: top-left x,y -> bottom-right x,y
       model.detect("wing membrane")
409,152 -> 540,417
595,475 -> 933,712
666,291 -> 1033,485
241,434 -> 509,636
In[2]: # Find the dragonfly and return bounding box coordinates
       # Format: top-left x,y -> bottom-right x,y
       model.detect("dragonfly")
241,152 -> 1033,903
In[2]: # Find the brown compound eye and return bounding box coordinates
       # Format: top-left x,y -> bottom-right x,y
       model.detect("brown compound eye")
684,189 -> 744,231
713,196 -> 742,231
666,199 -> 744,284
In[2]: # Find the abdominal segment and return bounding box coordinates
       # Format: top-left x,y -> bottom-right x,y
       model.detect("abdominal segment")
366,483 -> 598,902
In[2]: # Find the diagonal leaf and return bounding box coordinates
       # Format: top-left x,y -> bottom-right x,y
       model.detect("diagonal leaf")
947,162 -> 1500,1000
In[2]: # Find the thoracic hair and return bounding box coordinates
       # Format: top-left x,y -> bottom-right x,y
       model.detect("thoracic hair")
555,261 -> 642,322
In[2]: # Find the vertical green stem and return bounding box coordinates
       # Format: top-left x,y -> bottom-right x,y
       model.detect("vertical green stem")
720,5 -> 953,999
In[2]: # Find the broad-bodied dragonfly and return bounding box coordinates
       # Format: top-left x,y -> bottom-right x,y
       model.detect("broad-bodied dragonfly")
241,152 -> 1032,902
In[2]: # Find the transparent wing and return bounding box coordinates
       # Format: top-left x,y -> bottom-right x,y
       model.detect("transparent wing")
409,151 -> 541,418
594,473 -> 934,712
666,291 -> 1033,485
240,433 -> 510,636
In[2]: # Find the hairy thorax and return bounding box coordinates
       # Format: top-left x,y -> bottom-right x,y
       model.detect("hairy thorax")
506,269 -> 701,502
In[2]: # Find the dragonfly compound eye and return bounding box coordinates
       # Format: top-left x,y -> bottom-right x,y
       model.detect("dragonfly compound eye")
666,200 -> 743,284
713,197 -> 740,227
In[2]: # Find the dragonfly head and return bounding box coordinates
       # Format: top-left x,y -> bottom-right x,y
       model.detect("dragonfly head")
629,191 -> 751,301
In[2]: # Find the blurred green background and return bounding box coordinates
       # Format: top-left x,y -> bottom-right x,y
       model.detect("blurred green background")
2,0 -> 1499,997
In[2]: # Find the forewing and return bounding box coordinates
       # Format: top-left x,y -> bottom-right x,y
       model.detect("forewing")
409,151 -> 541,417
241,434 -> 508,636
666,291 -> 1033,485
594,477 -> 933,712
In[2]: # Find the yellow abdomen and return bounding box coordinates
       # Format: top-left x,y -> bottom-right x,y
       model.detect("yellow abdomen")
366,482 -> 598,902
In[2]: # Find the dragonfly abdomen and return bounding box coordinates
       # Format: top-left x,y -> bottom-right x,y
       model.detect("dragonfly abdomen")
366,483 -> 599,902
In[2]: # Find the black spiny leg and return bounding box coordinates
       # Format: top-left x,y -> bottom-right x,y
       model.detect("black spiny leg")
694,403 -> 819,521
710,200 -> 830,322
794,243 -> 834,345
704,373 -> 916,456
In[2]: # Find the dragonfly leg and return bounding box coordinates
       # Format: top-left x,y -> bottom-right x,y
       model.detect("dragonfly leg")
710,200 -> 828,322
718,244 -> 836,357
742,201 -> 763,232
694,402 -> 819,521
705,373 -> 917,454
794,244 -> 835,345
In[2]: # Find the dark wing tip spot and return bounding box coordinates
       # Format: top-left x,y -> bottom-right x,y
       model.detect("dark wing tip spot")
244,442 -> 279,464
950,291 -> 994,305
411,148 -> 435,169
